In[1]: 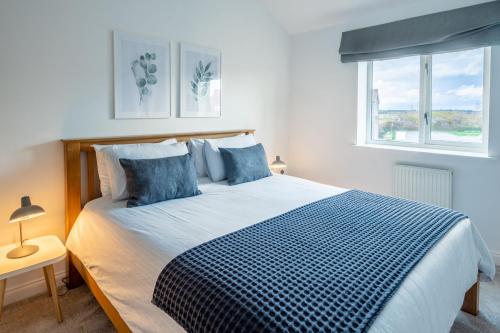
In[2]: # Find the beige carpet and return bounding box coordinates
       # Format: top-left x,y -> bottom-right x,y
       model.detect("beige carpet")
0,286 -> 115,333
1,269 -> 499,333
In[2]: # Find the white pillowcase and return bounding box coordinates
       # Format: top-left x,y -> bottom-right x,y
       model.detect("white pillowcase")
188,135 -> 245,178
188,139 -> 208,177
203,134 -> 256,182
94,147 -> 112,197
100,140 -> 186,201
93,139 -> 177,197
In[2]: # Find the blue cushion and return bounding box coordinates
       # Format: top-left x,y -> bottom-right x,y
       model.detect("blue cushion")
119,154 -> 201,207
219,144 -> 272,185
203,135 -> 257,182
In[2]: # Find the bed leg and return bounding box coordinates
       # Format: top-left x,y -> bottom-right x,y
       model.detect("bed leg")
67,255 -> 84,289
461,273 -> 479,316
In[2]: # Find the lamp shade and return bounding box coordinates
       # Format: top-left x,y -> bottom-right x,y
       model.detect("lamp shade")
9,196 -> 46,223
270,156 -> 287,170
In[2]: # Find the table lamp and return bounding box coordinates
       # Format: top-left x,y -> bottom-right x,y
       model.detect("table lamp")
7,196 -> 46,259
270,156 -> 287,175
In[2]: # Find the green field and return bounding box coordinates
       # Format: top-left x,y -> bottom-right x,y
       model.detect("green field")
451,129 -> 482,137
377,110 -> 482,139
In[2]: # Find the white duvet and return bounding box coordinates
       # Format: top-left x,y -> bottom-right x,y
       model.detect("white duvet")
66,175 -> 495,333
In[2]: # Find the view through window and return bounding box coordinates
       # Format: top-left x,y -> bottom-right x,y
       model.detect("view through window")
431,48 -> 484,143
372,56 -> 420,143
367,47 -> 487,151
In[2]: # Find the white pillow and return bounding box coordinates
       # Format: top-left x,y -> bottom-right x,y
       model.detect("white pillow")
93,147 -> 112,197
93,139 -> 177,197
188,135 -> 245,178
188,139 -> 207,177
102,141 -> 187,201
204,134 -> 257,182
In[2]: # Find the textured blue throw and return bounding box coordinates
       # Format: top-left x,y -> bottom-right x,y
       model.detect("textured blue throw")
152,190 -> 466,333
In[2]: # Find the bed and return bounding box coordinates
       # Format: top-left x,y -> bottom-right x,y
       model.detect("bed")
62,130 -> 495,333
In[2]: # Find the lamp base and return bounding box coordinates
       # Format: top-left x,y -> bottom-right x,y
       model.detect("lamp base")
7,245 -> 39,259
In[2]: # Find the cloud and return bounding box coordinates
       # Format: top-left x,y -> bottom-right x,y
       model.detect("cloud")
372,48 -> 485,111
433,85 -> 483,111
373,56 -> 420,109
451,85 -> 483,98
375,82 -> 419,109
432,48 -> 484,78
373,56 -> 420,81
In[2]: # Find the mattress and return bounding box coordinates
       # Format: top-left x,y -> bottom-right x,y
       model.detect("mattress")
66,175 -> 495,333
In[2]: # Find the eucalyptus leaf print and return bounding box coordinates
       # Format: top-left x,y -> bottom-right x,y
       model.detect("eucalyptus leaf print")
191,60 -> 213,101
131,52 -> 158,105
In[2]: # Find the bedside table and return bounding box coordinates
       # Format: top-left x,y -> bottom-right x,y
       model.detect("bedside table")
0,235 -> 66,322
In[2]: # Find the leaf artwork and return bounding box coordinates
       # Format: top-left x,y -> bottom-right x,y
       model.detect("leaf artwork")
191,61 -> 213,102
131,52 -> 158,105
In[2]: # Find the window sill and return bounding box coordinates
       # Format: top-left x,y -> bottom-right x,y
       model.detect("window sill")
354,143 -> 493,159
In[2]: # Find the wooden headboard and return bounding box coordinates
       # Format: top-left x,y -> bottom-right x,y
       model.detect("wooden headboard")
61,129 -> 255,239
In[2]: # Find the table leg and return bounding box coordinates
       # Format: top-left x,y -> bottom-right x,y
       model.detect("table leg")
0,279 -> 5,320
43,265 -> 63,323
43,268 -> 52,297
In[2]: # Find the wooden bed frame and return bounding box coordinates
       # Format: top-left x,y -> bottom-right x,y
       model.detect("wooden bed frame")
61,129 -> 479,333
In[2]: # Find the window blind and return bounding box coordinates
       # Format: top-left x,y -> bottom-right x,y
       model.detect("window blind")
339,1 -> 500,63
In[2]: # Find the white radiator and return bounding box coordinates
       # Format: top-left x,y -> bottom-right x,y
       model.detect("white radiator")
393,165 -> 453,208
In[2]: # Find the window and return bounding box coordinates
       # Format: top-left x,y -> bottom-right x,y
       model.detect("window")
430,49 -> 485,144
371,56 -> 420,143
361,47 -> 490,153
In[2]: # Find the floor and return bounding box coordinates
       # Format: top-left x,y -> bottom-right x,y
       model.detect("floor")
0,285 -> 114,333
1,269 -> 499,333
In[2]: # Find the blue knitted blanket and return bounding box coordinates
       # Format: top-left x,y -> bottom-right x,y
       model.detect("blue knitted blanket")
152,190 -> 466,332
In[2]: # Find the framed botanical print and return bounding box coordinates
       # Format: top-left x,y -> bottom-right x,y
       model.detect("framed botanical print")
180,43 -> 221,118
114,31 -> 171,119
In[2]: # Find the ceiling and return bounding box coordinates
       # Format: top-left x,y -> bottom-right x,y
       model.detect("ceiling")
258,0 -> 492,34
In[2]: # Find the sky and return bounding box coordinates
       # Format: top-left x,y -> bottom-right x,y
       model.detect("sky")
373,48 -> 484,112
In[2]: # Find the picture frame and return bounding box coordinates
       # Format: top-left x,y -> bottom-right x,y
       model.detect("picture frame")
180,43 -> 221,118
114,31 -> 171,119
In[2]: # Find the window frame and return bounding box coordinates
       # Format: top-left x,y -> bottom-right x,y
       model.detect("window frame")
363,47 -> 491,154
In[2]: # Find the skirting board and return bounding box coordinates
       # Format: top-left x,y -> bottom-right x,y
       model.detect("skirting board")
4,267 -> 66,306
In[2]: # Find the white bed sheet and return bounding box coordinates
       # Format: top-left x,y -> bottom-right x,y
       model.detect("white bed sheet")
66,175 -> 495,333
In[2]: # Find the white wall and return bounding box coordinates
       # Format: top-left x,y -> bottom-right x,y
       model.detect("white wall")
288,23 -> 500,263
0,0 -> 290,303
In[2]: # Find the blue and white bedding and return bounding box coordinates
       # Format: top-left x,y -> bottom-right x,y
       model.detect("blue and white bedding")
152,190 -> 466,332
66,175 -> 495,333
